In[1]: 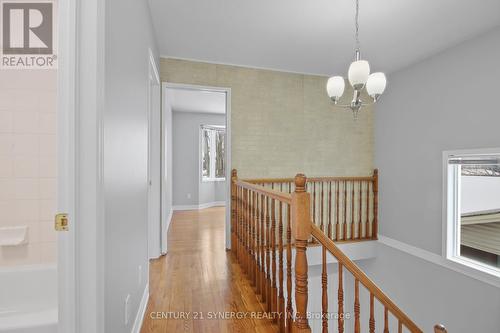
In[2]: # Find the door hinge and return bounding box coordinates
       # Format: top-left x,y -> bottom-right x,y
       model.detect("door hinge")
55,213 -> 69,231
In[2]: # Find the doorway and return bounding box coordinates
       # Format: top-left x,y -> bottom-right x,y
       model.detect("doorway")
160,83 -> 232,251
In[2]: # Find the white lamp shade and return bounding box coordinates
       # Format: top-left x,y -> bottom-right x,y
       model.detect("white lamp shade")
326,76 -> 345,99
348,60 -> 370,88
366,72 -> 387,96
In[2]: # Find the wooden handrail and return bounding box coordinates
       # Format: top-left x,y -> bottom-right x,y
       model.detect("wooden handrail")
244,175 -> 376,184
311,223 -> 423,333
235,179 -> 292,204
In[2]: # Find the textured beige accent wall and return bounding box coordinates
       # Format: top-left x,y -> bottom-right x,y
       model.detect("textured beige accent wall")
161,58 -> 373,179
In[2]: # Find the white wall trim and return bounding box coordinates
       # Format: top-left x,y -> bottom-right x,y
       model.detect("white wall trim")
58,0 -> 77,331
131,284 -> 149,333
378,234 -> 500,289
160,55 -> 329,77
173,201 -> 226,211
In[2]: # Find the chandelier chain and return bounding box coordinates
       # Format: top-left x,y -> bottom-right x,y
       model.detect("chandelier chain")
355,0 -> 360,51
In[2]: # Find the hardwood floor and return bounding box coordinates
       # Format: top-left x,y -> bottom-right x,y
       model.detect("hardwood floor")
140,207 -> 278,333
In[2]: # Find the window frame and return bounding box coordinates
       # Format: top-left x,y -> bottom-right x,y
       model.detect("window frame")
200,125 -> 226,182
443,148 -> 500,280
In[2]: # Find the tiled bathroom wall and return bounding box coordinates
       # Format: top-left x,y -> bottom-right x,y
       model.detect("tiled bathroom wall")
0,69 -> 57,266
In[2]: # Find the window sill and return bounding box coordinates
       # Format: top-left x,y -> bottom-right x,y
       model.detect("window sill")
440,254 -> 500,288
202,178 -> 226,183
446,255 -> 500,279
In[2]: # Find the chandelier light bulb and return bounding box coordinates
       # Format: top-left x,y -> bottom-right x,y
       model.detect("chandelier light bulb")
348,60 -> 370,90
366,72 -> 387,99
326,76 -> 345,102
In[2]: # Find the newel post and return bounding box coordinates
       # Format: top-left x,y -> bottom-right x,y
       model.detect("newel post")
231,169 -> 238,253
372,169 -> 379,240
292,174 -> 311,333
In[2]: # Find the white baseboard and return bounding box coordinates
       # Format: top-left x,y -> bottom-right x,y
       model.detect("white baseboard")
161,209 -> 173,255
378,235 -> 500,289
173,201 -> 226,211
131,284 -> 149,333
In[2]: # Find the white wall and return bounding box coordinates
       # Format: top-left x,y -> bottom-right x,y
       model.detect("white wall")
375,26 -> 500,254
104,0 -> 158,331
172,111 -> 226,207
359,245 -> 500,332
373,27 -> 500,332
461,176 -> 500,214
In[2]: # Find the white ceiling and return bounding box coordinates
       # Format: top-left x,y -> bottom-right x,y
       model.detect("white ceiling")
166,88 -> 226,114
149,0 -> 500,76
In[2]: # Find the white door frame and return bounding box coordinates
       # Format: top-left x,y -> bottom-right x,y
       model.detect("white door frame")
162,83 -> 232,249
58,0 -> 106,332
147,50 -> 161,259
57,0 -> 76,331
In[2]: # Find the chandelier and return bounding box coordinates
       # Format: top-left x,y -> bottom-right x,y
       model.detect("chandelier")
326,0 -> 387,119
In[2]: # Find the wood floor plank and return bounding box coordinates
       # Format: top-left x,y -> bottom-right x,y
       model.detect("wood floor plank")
141,207 -> 278,333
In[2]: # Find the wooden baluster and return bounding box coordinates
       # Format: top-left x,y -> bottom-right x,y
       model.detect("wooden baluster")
260,194 -> 266,302
251,191 -> 256,286
358,182 -> 362,240
271,199 -> 278,318
320,181 -> 324,232
244,188 -> 249,275
249,190 -> 252,277
384,306 -> 390,333
235,185 -> 239,260
321,246 -> 328,333
278,187 -> 285,333
286,203 -> 293,333
266,196 -> 271,310
354,278 -> 360,333
369,293 -> 375,333
231,170 -> 237,254
247,188 -> 251,275
351,181 -> 355,240
256,193 -> 262,296
338,262 -> 344,333
246,189 -> 251,279
373,169 -> 379,239
327,182 -> 332,239
399,321 -> 403,333
238,186 -> 242,263
291,174 -> 311,332
365,181 -> 370,239
335,181 -> 340,240
343,181 -> 347,241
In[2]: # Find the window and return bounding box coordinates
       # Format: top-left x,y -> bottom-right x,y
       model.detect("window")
444,149 -> 500,277
201,125 -> 225,181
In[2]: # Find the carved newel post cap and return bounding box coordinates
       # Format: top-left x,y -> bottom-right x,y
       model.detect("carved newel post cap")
294,174 -> 307,192
231,169 -> 237,178
434,324 -> 447,333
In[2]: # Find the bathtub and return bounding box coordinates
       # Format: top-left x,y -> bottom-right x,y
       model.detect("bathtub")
0,265 -> 57,333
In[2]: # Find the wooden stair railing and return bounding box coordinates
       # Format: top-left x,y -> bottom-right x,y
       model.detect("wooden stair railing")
244,169 -> 379,242
232,170 -> 424,333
